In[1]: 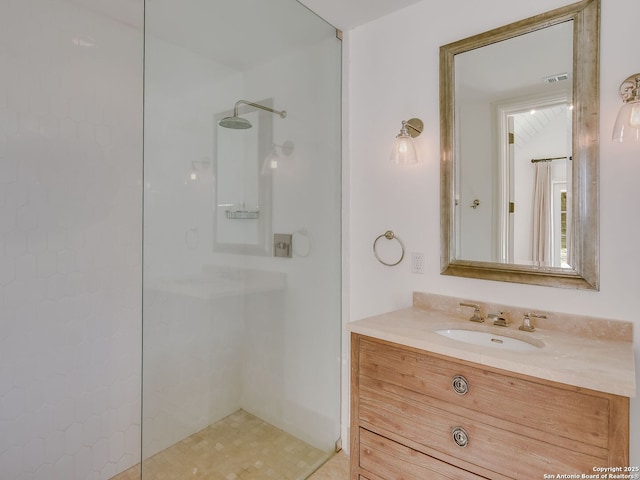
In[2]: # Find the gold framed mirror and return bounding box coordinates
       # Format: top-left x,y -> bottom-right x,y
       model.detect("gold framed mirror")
440,0 -> 600,289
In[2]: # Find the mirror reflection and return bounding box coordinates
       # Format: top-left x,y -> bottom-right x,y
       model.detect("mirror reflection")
455,21 -> 573,267
213,100 -> 273,255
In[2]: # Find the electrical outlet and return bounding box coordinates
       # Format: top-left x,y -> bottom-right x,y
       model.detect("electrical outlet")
411,252 -> 425,274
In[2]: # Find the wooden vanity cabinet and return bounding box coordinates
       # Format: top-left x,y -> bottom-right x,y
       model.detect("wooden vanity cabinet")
350,334 -> 630,480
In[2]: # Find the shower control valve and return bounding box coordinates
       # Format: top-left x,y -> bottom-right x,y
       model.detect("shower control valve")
274,233 -> 292,258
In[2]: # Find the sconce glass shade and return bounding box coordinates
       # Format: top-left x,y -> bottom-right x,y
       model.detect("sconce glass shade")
390,119 -> 423,165
612,100 -> 640,142
390,134 -> 418,165
261,147 -> 279,175
261,141 -> 294,175
612,73 -> 640,143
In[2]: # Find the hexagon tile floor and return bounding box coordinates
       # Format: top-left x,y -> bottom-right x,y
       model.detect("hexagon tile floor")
111,410 -> 349,480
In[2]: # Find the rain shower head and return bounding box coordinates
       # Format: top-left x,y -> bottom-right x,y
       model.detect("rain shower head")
218,115 -> 252,129
218,100 -> 287,129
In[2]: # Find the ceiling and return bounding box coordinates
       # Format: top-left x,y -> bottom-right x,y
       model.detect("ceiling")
297,0 -> 423,30
66,0 -> 423,32
65,0 -> 423,72
66,0 -> 143,29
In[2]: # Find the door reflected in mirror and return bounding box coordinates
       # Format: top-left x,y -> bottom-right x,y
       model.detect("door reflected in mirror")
508,104 -> 572,268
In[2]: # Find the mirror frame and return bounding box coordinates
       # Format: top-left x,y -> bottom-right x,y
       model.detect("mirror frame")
440,0 -> 600,290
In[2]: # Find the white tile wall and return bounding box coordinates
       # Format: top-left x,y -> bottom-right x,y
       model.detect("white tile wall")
141,288 -> 244,458
0,1 -> 143,478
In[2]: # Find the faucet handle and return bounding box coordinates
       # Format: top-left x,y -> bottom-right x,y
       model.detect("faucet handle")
459,303 -> 484,323
519,312 -> 547,332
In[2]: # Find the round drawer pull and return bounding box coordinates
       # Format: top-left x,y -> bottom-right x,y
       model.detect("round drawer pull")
452,375 -> 469,395
452,427 -> 469,447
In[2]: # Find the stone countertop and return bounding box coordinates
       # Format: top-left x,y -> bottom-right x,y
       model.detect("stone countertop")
348,306 -> 636,398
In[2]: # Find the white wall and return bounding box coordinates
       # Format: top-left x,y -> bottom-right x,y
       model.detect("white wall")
0,0 -> 143,478
347,0 -> 640,464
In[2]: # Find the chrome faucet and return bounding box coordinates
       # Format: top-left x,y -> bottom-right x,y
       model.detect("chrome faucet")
488,311 -> 510,327
519,312 -> 547,332
459,303 -> 484,323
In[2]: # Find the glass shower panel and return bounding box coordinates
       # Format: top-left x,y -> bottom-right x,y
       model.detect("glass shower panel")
142,1 -> 341,478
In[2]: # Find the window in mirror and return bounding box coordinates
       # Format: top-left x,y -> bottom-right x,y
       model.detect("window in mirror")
559,190 -> 567,266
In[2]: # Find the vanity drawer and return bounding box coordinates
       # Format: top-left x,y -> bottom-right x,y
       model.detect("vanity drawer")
358,337 -> 611,449
359,428 -> 488,480
359,375 -> 607,478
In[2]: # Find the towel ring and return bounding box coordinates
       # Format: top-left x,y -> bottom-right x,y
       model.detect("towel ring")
373,230 -> 405,266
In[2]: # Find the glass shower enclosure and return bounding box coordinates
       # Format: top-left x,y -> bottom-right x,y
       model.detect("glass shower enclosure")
142,1 -> 342,478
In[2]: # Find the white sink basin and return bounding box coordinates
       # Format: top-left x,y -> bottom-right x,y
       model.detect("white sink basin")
436,329 -> 543,352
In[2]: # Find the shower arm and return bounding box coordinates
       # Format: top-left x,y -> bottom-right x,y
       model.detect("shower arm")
234,100 -> 287,119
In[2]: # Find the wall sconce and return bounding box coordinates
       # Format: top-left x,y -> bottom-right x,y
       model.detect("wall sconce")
390,118 -> 423,165
612,73 -> 640,143
261,140 -> 294,175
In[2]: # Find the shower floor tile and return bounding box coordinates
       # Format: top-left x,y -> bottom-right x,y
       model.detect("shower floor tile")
112,410 -> 338,480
